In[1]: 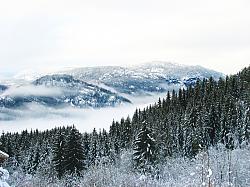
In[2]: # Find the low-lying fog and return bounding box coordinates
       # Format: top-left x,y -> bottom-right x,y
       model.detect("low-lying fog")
0,93 -> 167,133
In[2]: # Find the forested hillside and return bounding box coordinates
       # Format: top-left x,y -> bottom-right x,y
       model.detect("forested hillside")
0,66 -> 249,186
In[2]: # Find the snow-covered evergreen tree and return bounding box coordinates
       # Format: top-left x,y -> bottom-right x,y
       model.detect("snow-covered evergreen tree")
0,167 -> 10,187
64,127 -> 86,175
89,128 -> 99,165
133,124 -> 156,173
52,129 -> 67,179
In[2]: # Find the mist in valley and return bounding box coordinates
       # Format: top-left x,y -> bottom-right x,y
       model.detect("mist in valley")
0,92 -> 168,133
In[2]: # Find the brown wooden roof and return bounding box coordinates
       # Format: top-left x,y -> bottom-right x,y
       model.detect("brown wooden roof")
0,150 -> 9,161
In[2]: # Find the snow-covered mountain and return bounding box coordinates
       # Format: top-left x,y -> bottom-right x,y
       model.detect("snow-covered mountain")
61,62 -> 224,94
0,84 -> 8,91
0,84 -> 8,95
0,62 -> 224,112
13,69 -> 42,81
0,75 -> 130,109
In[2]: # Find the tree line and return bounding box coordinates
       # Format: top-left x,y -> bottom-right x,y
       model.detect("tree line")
0,66 -> 249,179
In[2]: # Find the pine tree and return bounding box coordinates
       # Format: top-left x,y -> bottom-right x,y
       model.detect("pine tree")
82,132 -> 90,167
89,128 -> 98,165
64,127 -> 86,175
133,123 -> 156,173
121,116 -> 132,149
242,108 -> 250,145
52,129 -> 67,179
32,146 -> 40,172
184,106 -> 201,157
207,104 -> 220,146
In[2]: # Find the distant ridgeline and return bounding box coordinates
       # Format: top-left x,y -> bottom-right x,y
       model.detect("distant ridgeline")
0,66 -> 249,178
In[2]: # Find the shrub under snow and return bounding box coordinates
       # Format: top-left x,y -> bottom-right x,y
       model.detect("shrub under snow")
5,146 -> 250,187
0,167 -> 10,187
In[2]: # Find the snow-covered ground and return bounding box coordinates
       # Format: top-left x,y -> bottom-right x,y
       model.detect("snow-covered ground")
6,146 -> 250,187
0,167 -> 10,187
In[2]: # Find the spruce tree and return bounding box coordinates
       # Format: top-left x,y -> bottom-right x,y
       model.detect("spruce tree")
89,128 -> 98,165
133,123 -> 156,173
64,127 -> 86,175
207,104 -> 220,146
82,132 -> 90,167
52,129 -> 67,179
121,116 -> 132,149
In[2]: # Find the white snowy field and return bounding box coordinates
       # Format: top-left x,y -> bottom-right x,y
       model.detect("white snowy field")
0,93 -> 167,133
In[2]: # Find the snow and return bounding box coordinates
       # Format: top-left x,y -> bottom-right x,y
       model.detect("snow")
13,69 -> 41,81
0,92 -> 168,133
207,168 -> 212,178
0,181 -> 9,187
0,167 -> 10,187
62,63 -> 223,91
190,172 -> 195,176
138,175 -> 147,181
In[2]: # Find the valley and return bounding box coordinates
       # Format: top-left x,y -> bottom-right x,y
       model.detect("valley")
0,62 -> 223,132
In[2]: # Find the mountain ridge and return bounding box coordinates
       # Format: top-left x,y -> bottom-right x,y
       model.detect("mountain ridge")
59,62 -> 224,94
0,62 -> 224,116
0,74 -> 131,110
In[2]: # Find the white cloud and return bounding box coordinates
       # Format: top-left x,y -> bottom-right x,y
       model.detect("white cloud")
0,93 -> 166,133
0,0 -> 249,74
2,85 -> 62,97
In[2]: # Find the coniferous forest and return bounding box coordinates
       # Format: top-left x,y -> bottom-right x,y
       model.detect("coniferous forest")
0,66 -> 249,186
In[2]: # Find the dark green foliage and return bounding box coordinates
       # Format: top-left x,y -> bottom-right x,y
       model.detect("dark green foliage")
64,127 -> 86,175
89,128 -> 98,165
133,124 -> 156,172
0,66 -> 249,178
52,126 -> 86,178
120,117 -> 132,149
82,132 -> 90,166
52,129 -> 67,179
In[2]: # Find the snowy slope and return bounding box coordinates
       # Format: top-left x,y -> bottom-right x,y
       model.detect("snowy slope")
0,74 -> 130,109
0,62 -> 224,114
0,85 -> 8,93
61,62 -> 224,94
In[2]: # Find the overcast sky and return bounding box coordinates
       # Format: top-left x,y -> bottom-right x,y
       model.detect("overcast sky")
0,0 -> 249,77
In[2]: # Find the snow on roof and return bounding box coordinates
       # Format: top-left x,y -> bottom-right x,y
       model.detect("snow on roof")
0,150 -> 9,159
